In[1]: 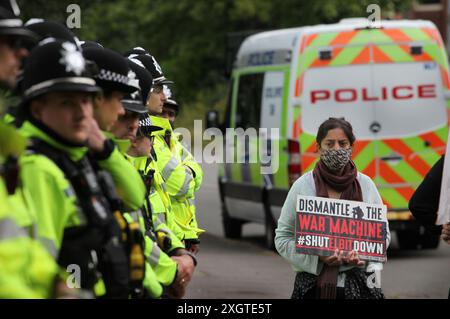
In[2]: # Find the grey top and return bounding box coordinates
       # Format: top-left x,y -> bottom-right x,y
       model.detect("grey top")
275,170 -> 391,278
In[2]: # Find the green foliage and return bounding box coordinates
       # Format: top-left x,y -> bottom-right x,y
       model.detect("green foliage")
18,0 -> 413,131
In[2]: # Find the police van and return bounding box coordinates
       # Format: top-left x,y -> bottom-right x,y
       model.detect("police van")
208,18 -> 449,249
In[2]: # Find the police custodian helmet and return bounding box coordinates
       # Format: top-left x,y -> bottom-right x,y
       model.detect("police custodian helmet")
83,47 -> 139,95
0,0 -> 37,42
121,59 -> 153,114
21,39 -> 100,103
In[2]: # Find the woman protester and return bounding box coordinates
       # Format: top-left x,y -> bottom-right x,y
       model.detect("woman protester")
275,117 -> 390,299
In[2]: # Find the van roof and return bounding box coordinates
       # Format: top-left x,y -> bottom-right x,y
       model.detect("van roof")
236,19 -> 437,60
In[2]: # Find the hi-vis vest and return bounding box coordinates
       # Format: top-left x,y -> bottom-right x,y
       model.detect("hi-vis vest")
112,137 -> 179,292
173,132 -> 204,237
128,154 -> 186,249
149,116 -> 204,239
0,121 -> 58,298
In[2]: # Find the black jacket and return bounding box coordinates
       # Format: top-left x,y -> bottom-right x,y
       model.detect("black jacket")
408,155 -> 444,235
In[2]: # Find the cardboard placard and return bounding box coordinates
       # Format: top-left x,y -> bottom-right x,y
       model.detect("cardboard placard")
295,195 -> 388,262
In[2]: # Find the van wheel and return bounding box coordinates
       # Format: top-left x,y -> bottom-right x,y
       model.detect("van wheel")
222,201 -> 244,239
265,217 -> 277,251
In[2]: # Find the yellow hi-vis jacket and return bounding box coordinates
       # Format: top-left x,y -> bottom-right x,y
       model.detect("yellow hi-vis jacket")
113,138 -> 179,291
0,121 -> 59,298
149,116 -> 204,240
173,132 -> 204,239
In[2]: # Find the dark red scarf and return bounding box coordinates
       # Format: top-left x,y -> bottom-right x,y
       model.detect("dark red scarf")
312,159 -> 362,299
313,159 -> 362,202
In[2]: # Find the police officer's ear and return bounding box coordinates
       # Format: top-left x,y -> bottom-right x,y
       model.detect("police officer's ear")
29,96 -> 46,120
93,91 -> 104,107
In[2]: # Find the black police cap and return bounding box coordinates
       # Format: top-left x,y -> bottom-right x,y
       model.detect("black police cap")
132,54 -> 173,85
128,58 -> 153,104
21,40 -> 100,102
83,47 -> 139,94
0,0 -> 37,42
80,40 -> 103,50
24,19 -> 81,49
125,46 -> 148,57
121,60 -> 153,114
162,85 -> 179,110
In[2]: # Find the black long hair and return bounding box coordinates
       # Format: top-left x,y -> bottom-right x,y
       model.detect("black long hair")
316,117 -> 356,146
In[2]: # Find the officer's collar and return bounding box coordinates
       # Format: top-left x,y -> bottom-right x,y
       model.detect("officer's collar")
148,115 -> 172,134
102,131 -> 132,155
114,138 -> 131,155
125,154 -> 150,172
21,120 -> 88,161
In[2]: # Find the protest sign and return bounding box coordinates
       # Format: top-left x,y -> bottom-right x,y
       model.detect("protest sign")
295,195 -> 388,262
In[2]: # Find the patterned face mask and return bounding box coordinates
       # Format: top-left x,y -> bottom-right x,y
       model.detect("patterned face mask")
320,148 -> 352,172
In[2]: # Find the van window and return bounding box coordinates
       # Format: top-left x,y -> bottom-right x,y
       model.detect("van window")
260,71 -> 284,129
235,73 -> 264,129
223,78 -> 234,128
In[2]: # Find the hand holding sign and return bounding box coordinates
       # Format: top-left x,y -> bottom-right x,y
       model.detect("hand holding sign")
343,250 -> 366,267
319,249 -> 366,267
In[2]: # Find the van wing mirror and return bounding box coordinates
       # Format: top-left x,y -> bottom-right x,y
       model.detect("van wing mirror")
206,110 -> 220,129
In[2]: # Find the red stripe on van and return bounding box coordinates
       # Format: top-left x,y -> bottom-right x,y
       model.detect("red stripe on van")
292,116 -> 302,139
352,140 -> 370,159
305,33 -> 318,49
362,159 -> 376,178
295,78 -> 300,97
362,160 -> 393,209
350,45 -> 371,65
383,139 -> 431,176
378,161 -> 415,201
299,36 -> 307,54
439,65 -> 450,89
419,131 -> 446,150
310,47 -> 344,68
398,44 -> 433,62
372,46 -> 394,63
382,29 -> 412,42
422,28 -> 443,47
300,143 -> 318,171
298,73 -> 304,96
330,30 -> 357,46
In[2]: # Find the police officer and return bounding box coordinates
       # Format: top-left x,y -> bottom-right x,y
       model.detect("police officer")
5,19 -> 83,126
81,46 -> 147,213
131,53 -> 204,250
19,40 -> 133,298
0,0 -> 66,299
110,60 -> 196,298
161,87 -> 204,254
129,53 -> 203,246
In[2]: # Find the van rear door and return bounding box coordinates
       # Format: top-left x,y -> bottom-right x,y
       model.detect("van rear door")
298,27 -> 448,209
370,40 -> 447,209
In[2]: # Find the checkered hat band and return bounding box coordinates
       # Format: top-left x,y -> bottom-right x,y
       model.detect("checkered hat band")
97,69 -> 129,85
139,116 -> 152,127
